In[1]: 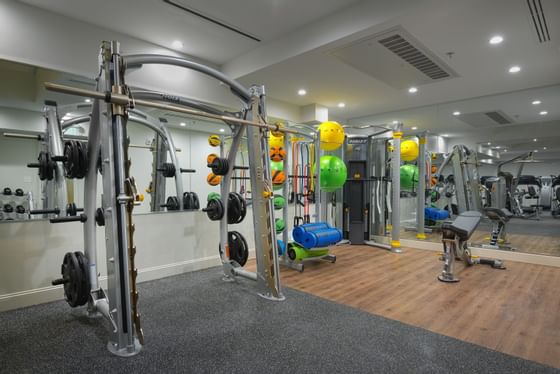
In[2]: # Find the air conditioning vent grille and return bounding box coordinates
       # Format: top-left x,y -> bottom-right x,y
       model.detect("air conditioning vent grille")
484,111 -> 512,125
378,34 -> 450,80
527,0 -> 551,43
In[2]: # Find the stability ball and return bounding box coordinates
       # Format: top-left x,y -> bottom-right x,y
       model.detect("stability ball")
270,161 -> 283,172
400,164 -> 419,190
269,134 -> 284,149
314,155 -> 347,192
318,121 -> 345,151
273,195 -> 286,210
401,139 -> 419,162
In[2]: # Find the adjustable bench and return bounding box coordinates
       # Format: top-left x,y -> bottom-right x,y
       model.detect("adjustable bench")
439,211 -> 505,283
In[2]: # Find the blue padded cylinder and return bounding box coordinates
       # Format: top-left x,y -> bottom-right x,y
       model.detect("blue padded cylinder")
292,222 -> 330,243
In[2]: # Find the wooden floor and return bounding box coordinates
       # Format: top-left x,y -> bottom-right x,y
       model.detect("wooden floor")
247,246 -> 560,368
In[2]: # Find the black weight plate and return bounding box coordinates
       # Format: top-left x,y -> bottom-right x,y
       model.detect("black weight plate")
74,251 -> 91,306
61,252 -> 82,308
228,231 -> 249,266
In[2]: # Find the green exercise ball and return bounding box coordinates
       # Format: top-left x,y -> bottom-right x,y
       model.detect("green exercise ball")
400,164 -> 419,190
273,196 -> 286,210
275,218 -> 285,233
207,192 -> 221,201
270,161 -> 283,172
313,155 -> 347,192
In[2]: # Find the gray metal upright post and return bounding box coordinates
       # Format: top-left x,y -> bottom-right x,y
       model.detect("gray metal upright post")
315,131 -> 321,222
390,126 -> 402,252
416,133 -> 427,240
100,41 -> 141,356
244,87 -> 283,300
44,104 -> 68,215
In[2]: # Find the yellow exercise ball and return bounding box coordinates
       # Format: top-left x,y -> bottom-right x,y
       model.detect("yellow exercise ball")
318,121 -> 345,151
401,139 -> 419,162
269,133 -> 284,149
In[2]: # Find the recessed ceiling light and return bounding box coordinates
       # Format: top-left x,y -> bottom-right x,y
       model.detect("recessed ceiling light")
489,35 -> 504,45
508,65 -> 521,74
533,138 -> 537,142
543,146 -> 547,150
392,120 -> 399,125
219,128 -> 225,133
503,149 -> 507,152
338,102 -> 346,108
453,111 -> 461,116
487,142 -> 492,145
411,126 -> 418,130
84,99 -> 91,103
297,89 -> 307,96
496,146 -> 501,149
532,100 -> 541,105
539,111 -> 548,115
408,87 -> 418,93
534,149 -> 539,153
442,134 -> 449,137
171,40 -> 183,49
180,122 -> 186,127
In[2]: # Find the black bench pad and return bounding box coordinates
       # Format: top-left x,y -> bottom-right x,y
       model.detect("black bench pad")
442,211 -> 482,241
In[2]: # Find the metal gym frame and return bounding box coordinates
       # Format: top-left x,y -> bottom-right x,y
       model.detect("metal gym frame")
43,40 -> 321,355
342,123 -> 403,252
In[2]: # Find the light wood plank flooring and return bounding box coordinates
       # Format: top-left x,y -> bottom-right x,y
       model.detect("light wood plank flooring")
248,245 -> 560,368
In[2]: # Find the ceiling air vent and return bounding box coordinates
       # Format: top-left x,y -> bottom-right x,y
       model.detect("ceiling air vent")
329,26 -> 458,89
527,0 -> 551,43
484,111 -> 512,125
378,34 -> 450,80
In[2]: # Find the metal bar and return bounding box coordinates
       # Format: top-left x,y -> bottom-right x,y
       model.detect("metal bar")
416,133 -> 427,240
44,82 -> 306,135
2,132 -> 41,140
44,104 -> 68,215
390,126 -> 402,252
232,268 -> 258,281
314,131 -> 321,222
123,54 -> 251,102
61,115 -> 91,129
282,133 -> 289,258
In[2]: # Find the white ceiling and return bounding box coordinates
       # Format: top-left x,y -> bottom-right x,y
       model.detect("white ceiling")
238,0 -> 560,121
18,0 -> 360,65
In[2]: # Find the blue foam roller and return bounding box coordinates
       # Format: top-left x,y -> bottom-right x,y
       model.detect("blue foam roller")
292,222 -> 330,243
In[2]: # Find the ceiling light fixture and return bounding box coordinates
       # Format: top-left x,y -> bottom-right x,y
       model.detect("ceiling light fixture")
392,120 -> 399,125
408,87 -> 418,94
543,147 -> 547,150
508,65 -> 521,73
84,99 -> 91,103
180,122 -> 186,127
442,134 -> 449,137
489,35 -> 504,45
539,111 -> 548,116
411,126 -> 418,130
533,138 -> 537,142
453,111 -> 461,116
487,142 -> 492,145
171,40 -> 184,49
297,89 -> 307,96
219,128 -> 225,133
534,149 -> 539,153
338,102 -> 346,108
532,100 -> 541,105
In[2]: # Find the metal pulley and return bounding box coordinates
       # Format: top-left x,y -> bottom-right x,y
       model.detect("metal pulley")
51,251 -> 91,307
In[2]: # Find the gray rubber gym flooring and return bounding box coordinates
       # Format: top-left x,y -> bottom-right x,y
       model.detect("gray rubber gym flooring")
1,267 -> 557,374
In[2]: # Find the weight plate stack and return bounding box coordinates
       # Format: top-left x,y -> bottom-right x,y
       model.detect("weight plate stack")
218,231 -> 249,266
227,192 -> 247,224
